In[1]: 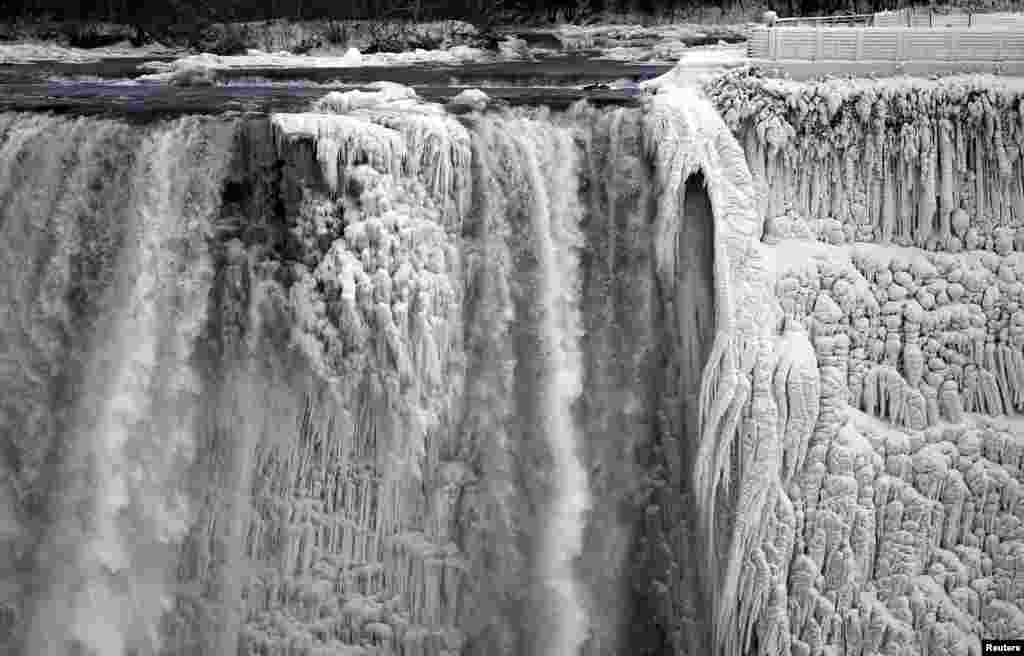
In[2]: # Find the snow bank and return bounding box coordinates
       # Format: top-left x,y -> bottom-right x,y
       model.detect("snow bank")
555,22 -> 747,50
640,44 -> 749,90
597,38 -> 690,62
0,40 -> 180,64
137,45 -> 490,76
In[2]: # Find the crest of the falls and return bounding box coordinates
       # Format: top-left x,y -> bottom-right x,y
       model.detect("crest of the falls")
0,79 -> 768,656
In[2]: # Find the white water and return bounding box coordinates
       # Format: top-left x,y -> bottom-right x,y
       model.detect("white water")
68,125 -> 213,656
520,121 -> 591,656
6,116 -> 232,656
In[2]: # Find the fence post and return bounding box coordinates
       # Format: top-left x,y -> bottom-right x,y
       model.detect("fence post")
856,29 -> 864,60
816,27 -> 824,61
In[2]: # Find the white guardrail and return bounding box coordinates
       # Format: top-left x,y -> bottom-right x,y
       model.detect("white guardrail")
873,9 -> 1024,27
748,26 -> 1024,61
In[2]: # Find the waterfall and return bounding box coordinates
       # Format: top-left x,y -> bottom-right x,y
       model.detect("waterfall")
0,113 -> 235,656
0,84 -> 757,656
504,116 -> 590,656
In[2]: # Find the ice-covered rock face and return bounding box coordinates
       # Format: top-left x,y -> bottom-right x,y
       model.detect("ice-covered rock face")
709,72 -> 1024,253
699,70 -> 1024,656
184,87 -> 767,656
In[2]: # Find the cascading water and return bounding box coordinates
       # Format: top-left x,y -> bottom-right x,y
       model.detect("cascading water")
0,82 -> 746,656
0,114 -> 235,655
478,113 -> 591,656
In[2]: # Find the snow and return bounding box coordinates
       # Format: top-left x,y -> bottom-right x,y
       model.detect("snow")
554,22 -> 745,49
640,43 -> 749,90
137,45 -> 492,77
0,40 -> 181,64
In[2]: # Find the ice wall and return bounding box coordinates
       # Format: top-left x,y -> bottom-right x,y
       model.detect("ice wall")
699,70 -> 1024,656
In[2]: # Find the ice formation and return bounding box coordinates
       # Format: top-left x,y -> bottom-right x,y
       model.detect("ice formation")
1,60 -> 1024,656
695,70 -> 1024,656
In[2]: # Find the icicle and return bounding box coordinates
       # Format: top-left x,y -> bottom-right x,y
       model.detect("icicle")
716,340 -> 780,656
880,136 -> 896,244
939,119 -> 955,240
774,321 -> 821,487
919,120 -> 937,246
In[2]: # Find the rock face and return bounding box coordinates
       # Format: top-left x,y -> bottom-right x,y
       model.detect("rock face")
2,72 -> 1024,656
702,71 -> 1024,656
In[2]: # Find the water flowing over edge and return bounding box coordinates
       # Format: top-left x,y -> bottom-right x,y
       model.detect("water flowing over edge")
0,80 -> 768,656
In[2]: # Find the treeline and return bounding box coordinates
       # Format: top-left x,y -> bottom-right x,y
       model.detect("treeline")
0,0 -> 1020,39
0,0 -> 942,23
0,0 -> 507,23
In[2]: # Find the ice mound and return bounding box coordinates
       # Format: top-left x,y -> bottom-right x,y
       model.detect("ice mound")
272,83 -> 471,221
449,88 -> 489,112
311,82 -> 420,113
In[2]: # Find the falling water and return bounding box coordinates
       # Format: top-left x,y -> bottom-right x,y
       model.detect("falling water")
515,118 -> 591,656
0,113 -> 235,656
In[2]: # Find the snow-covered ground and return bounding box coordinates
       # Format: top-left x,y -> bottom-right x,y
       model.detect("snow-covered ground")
640,43 -> 749,88
554,22 -> 749,50
0,41 -> 181,63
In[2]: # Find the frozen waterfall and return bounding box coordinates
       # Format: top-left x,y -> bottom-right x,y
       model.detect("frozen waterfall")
0,81 -> 748,656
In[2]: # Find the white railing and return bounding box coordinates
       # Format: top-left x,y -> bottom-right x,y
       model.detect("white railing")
748,26 -> 1024,61
772,9 -> 1024,29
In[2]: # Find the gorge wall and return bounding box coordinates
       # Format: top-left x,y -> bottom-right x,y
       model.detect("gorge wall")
705,71 -> 1024,656
0,71 -> 1023,656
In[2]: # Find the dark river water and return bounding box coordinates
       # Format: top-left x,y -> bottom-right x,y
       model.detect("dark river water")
0,54 -> 678,117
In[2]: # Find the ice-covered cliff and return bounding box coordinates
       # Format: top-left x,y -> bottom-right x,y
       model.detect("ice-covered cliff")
702,70 -> 1024,656
2,70 -> 1024,656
